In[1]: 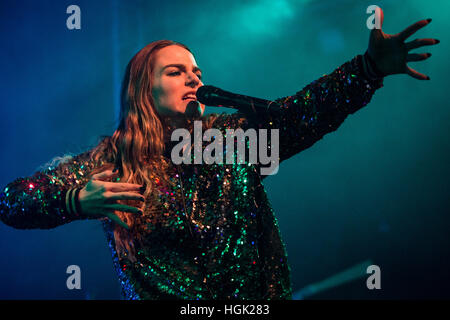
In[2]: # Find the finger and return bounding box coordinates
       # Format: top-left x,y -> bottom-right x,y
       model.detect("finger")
91,169 -> 119,181
405,38 -> 439,51
368,6 -> 383,33
105,204 -> 143,215
104,212 -> 130,230
105,191 -> 145,202
376,6 -> 384,30
101,181 -> 143,192
398,19 -> 431,41
406,66 -> 429,80
406,53 -> 431,62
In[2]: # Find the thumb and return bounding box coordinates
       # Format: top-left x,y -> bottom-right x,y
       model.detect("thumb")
368,5 -> 384,32
376,6 -> 384,30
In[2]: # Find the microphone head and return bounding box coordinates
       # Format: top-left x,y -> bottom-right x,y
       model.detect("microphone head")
185,100 -> 202,118
196,85 -> 223,106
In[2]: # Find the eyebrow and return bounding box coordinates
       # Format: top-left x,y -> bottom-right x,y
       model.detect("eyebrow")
161,63 -> 202,74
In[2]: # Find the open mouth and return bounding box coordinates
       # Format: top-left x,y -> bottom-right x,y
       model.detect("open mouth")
182,96 -> 197,101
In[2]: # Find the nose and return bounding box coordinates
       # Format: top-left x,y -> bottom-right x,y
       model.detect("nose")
186,72 -> 202,88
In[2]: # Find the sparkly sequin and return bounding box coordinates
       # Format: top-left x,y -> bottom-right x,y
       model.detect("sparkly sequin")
0,55 -> 383,299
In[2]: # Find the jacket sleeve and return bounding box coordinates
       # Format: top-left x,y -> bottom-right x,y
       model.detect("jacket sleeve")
211,54 -> 384,177
0,149 -> 103,229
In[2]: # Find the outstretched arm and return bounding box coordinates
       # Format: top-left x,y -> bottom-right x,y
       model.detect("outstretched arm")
213,8 -> 438,176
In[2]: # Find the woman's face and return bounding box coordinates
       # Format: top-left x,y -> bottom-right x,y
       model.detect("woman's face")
151,45 -> 205,117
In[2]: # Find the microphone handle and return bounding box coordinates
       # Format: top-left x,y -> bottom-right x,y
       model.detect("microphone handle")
198,86 -> 282,115
225,95 -> 282,115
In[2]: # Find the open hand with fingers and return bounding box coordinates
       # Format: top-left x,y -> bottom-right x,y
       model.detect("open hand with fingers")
78,169 -> 145,229
367,7 -> 439,80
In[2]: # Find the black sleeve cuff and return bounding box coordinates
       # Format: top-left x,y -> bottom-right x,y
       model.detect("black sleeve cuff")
363,51 -> 386,80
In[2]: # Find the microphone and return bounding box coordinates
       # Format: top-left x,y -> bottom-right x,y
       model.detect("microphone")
196,85 -> 282,115
185,100 -> 202,118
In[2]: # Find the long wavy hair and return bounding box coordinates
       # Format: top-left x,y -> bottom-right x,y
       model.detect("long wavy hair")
88,40 -> 217,261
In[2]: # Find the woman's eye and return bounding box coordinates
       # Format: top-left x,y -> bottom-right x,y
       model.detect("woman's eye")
167,71 -> 202,80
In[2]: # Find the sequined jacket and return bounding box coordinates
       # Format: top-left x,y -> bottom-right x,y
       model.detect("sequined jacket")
0,55 -> 383,300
